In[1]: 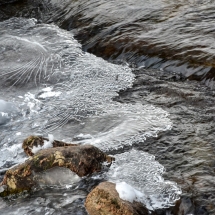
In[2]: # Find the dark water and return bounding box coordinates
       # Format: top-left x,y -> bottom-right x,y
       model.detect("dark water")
1,0 -> 215,87
115,68 -> 215,214
0,0 -> 215,214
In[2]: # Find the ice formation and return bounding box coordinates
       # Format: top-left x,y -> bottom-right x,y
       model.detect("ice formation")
116,182 -> 145,203
106,149 -> 181,210
0,18 -> 181,214
32,134 -> 54,154
0,99 -> 18,125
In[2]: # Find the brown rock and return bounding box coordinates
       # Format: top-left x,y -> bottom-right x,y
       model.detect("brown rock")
22,135 -> 77,156
0,136 -> 115,197
85,182 -> 153,215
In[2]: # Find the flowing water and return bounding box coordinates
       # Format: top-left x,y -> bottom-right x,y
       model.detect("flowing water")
0,0 -> 215,214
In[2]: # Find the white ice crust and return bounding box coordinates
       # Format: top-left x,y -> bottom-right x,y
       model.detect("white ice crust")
32,134 -> 54,154
116,182 -> 144,203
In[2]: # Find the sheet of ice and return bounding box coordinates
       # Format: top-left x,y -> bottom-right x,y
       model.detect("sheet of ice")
0,112 -> 10,125
0,99 -> 18,125
0,17 -> 82,88
106,149 -> 181,210
71,103 -> 172,152
0,18 -> 180,213
33,167 -> 81,186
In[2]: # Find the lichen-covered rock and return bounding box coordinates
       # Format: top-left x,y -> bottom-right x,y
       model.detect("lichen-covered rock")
0,137 -> 114,197
85,182 -> 154,215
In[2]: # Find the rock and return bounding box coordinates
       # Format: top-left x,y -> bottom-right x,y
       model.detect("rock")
22,135 -> 77,156
85,182 -> 154,215
0,136 -> 114,197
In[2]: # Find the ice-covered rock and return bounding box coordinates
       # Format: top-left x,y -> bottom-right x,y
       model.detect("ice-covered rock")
85,182 -> 154,215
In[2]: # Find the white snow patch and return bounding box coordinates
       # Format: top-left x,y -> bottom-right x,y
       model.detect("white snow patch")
32,134 -> 54,154
24,92 -> 41,114
116,182 -> 145,203
38,91 -> 61,99
0,112 -> 9,117
42,87 -> 53,92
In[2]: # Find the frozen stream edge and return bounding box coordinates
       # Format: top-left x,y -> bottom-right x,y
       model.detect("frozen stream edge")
0,17 -> 181,213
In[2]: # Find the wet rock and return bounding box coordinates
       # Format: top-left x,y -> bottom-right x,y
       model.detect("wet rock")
85,182 -> 155,215
0,136 -> 114,197
22,135 -> 77,156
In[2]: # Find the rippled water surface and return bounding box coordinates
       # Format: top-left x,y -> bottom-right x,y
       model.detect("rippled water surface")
1,0 -> 215,87
0,0 -> 215,215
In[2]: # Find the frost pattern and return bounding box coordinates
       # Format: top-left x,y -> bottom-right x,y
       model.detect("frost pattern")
106,149 -> 182,210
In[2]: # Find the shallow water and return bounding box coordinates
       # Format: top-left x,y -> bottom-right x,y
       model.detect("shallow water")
64,0 -> 215,87
0,18 -> 182,214
114,68 -> 215,214
0,1 -> 215,214
1,0 -> 215,87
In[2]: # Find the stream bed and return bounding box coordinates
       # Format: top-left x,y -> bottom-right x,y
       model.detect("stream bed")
0,0 -> 215,214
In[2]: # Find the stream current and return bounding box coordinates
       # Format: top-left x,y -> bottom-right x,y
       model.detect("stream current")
0,0 -> 215,215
